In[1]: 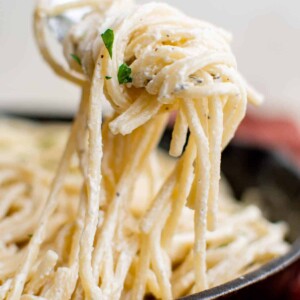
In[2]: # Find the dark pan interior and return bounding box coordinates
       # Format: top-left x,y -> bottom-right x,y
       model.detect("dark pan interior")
2,114 -> 300,299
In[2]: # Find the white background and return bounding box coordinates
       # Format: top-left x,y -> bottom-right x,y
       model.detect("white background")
0,0 -> 299,120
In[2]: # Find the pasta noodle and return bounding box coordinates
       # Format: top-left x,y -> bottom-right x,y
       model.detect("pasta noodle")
0,120 -> 289,299
0,0 -> 287,299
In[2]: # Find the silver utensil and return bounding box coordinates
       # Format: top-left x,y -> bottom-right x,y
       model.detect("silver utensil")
47,1 -> 90,42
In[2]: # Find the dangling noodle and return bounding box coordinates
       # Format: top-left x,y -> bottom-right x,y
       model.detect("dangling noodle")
0,0 -> 288,299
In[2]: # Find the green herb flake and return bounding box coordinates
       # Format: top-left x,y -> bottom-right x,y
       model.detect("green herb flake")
101,29 -> 114,58
118,64 -> 133,84
70,54 -> 82,66
28,234 -> 33,239
105,76 -> 112,80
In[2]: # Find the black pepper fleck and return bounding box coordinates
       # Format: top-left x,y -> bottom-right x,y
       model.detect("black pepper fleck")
175,83 -> 187,92
189,75 -> 203,85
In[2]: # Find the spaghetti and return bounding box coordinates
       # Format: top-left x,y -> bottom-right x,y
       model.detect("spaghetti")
0,0 -> 288,299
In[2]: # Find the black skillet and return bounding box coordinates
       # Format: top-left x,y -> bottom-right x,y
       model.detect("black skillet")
3,113 -> 300,300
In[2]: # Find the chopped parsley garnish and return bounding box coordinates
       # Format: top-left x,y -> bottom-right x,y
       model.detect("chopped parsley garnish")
118,64 -> 133,84
70,54 -> 82,66
28,234 -> 33,239
105,76 -> 112,80
101,29 -> 114,58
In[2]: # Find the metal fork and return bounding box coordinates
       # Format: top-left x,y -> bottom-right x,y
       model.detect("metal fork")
47,0 -> 91,42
